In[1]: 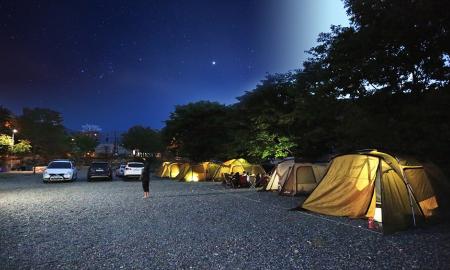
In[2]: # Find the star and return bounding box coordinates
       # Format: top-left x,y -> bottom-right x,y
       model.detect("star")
211,61 -> 216,66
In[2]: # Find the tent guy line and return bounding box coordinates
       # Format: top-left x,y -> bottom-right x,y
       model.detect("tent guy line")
296,209 -> 382,236
205,186 -> 383,235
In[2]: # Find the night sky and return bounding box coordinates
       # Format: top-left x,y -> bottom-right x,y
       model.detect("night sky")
1,0 -> 348,132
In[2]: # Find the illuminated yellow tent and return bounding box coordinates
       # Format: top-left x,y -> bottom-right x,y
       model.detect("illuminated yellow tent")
178,162 -> 220,182
212,158 -> 265,181
156,162 -> 171,178
279,162 -> 328,196
301,150 -> 449,233
169,162 -> 189,179
157,162 -> 184,179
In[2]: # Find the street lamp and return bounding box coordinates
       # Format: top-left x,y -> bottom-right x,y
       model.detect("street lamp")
10,129 -> 18,170
11,129 -> 18,146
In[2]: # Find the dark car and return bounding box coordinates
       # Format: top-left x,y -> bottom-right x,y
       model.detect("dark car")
87,162 -> 112,181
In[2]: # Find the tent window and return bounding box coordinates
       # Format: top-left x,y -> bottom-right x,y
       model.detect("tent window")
296,166 -> 316,184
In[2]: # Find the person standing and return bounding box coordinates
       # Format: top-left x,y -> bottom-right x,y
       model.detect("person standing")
141,160 -> 151,198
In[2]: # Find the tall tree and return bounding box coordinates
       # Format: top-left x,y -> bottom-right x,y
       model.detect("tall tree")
236,73 -> 298,160
0,106 -> 15,134
73,133 -> 98,157
122,126 -> 163,154
162,101 -> 234,162
17,108 -> 69,158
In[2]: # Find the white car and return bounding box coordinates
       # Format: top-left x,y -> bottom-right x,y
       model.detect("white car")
123,162 -> 144,178
116,164 -> 126,177
43,160 -> 78,183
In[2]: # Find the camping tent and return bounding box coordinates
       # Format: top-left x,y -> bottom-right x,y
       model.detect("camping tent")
265,159 -> 295,191
265,159 -> 294,191
178,162 -> 220,182
265,159 -> 328,195
279,163 -> 328,196
156,162 -> 171,178
301,150 -> 450,233
157,162 -> 184,179
169,162 -> 189,179
212,158 -> 265,181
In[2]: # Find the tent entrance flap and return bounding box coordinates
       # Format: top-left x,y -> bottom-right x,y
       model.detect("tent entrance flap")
302,155 -> 379,217
380,161 -> 424,233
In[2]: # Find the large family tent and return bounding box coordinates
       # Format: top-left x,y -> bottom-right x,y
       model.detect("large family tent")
169,162 -> 189,179
178,162 -> 220,182
301,150 -> 450,233
265,159 -> 295,191
156,162 -> 171,178
212,158 -> 265,181
173,162 -> 190,180
157,162 -> 184,179
279,162 -> 328,196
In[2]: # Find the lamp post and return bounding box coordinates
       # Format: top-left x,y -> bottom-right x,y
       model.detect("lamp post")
10,129 -> 18,170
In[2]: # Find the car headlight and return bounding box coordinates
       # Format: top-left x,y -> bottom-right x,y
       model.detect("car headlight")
43,171 -> 49,178
64,172 -> 73,178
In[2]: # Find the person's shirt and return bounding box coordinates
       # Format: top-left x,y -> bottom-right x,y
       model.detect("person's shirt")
142,166 -> 150,180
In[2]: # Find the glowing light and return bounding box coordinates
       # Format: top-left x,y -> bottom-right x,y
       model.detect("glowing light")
170,165 -> 180,178
374,207 -> 382,222
191,172 -> 199,182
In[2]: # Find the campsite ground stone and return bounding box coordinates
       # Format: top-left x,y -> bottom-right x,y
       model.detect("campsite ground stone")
1,173 -> 450,269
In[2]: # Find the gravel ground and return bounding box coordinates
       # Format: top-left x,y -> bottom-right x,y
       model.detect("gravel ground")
1,173 -> 449,269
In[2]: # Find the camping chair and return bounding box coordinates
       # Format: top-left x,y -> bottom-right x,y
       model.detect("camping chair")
224,173 -> 235,188
249,175 -> 256,189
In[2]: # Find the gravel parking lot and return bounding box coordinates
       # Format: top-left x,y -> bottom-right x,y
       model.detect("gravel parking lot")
1,172 -> 450,269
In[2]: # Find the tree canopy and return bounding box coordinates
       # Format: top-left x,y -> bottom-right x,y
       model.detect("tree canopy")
122,125 -> 163,155
17,108 -> 69,158
160,0 -> 450,173
162,101 -> 235,162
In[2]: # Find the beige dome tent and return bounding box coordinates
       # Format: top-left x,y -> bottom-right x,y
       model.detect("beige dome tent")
178,162 -> 220,182
279,162 -> 328,196
212,158 -> 265,181
301,150 -> 450,233
265,159 -> 295,191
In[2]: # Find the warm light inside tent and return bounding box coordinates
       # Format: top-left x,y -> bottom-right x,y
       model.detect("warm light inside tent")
170,166 -> 180,178
183,171 -> 200,182
374,207 -> 382,222
191,172 -> 199,182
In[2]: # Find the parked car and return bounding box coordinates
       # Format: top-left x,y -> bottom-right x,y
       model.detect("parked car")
123,162 -> 144,179
87,161 -> 112,181
115,164 -> 126,177
43,160 -> 77,183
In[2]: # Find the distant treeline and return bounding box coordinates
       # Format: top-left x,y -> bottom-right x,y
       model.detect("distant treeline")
162,0 -> 450,174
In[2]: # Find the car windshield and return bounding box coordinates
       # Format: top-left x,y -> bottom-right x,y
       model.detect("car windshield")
91,163 -> 109,168
48,162 -> 71,169
128,163 -> 144,168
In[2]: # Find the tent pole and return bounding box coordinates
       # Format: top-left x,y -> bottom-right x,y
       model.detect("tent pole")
407,184 -> 416,226
402,170 -> 417,226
